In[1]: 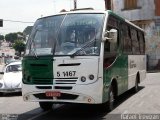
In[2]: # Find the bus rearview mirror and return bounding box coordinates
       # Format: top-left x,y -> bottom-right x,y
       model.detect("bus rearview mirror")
103,29 -> 118,43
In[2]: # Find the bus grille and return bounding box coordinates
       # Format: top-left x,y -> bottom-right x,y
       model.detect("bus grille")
54,78 -> 78,90
54,78 -> 78,84
32,78 -> 53,85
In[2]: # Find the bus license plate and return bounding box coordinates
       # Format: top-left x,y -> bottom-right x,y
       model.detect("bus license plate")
45,91 -> 61,97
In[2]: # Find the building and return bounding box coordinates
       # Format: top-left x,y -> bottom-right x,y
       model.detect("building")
104,0 -> 160,71
155,0 -> 160,36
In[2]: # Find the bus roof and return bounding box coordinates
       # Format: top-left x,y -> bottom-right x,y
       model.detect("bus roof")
107,10 -> 145,32
38,10 -> 144,33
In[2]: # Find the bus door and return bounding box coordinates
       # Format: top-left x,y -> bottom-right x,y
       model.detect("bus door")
103,16 -> 127,95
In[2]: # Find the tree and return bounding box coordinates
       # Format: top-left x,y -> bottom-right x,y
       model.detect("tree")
5,33 -> 18,43
0,35 -> 4,47
13,40 -> 25,57
0,35 -> 4,40
5,32 -> 24,43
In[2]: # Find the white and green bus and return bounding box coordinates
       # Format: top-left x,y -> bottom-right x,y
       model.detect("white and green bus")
22,10 -> 146,111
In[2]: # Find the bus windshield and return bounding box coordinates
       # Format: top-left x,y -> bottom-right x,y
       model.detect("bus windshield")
25,13 -> 104,56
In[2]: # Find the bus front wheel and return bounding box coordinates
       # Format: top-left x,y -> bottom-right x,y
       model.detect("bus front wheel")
108,85 -> 115,111
39,102 -> 53,111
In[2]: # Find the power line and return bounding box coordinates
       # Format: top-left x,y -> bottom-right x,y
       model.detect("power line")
3,19 -> 34,24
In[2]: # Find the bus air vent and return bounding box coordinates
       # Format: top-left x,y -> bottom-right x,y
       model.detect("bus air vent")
55,79 -> 77,85
57,93 -> 78,100
36,86 -> 52,89
34,93 -> 53,100
30,64 -> 48,67
58,63 -> 80,66
33,78 -> 53,85
54,86 -> 72,90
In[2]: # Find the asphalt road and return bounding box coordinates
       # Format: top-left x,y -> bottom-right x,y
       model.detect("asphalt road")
0,73 -> 160,120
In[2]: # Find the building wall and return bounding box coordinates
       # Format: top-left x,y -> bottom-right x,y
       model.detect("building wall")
154,0 -> 160,35
112,0 -> 156,50
112,0 -> 160,71
112,0 -> 155,21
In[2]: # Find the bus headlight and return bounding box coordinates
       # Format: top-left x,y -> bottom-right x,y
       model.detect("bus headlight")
81,76 -> 86,82
89,74 -> 94,80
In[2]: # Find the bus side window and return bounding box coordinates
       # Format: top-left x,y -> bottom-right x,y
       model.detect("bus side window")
104,27 -> 118,68
104,27 -> 118,53
138,32 -> 145,54
122,24 -> 132,54
130,28 -> 140,54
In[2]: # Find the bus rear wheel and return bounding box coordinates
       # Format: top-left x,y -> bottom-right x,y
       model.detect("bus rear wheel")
134,75 -> 140,93
39,102 -> 53,111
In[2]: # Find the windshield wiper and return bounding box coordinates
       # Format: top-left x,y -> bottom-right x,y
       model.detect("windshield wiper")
70,39 -> 97,58
29,40 -> 38,59
33,48 -> 38,59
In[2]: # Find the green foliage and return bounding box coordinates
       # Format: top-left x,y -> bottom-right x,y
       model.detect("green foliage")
13,40 -> 25,56
0,35 -> 4,40
5,32 -> 24,43
5,33 -> 18,43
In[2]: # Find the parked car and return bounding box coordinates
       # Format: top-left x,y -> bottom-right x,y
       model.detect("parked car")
0,61 -> 22,93
5,59 -> 20,65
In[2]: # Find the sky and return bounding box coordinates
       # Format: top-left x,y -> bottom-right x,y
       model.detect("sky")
0,0 -> 105,35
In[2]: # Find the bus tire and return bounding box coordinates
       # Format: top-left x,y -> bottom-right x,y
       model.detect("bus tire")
108,85 -> 115,111
39,102 -> 53,111
134,75 -> 140,93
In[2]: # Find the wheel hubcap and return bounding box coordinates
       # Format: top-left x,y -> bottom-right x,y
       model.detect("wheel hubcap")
109,91 -> 114,109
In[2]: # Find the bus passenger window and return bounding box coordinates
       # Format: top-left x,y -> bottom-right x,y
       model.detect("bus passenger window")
122,24 -> 132,53
131,28 -> 140,54
138,32 -> 145,54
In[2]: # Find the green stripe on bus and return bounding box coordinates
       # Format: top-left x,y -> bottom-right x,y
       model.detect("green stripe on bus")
22,56 -> 53,85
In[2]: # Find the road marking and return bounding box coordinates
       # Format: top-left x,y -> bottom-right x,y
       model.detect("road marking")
122,110 -> 128,114
28,110 -> 50,120
138,101 -> 144,107
27,104 -> 63,120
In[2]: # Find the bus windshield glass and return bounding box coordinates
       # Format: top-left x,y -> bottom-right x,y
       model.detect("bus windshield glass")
55,13 -> 104,56
25,13 -> 104,56
25,15 -> 65,56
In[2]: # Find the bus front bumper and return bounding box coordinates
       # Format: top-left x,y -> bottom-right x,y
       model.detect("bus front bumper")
22,78 -> 103,104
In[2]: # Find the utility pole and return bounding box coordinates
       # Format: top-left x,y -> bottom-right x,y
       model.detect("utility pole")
74,0 -> 77,9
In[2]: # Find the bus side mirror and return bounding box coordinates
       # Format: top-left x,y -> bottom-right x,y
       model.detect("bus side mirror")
102,29 -> 118,43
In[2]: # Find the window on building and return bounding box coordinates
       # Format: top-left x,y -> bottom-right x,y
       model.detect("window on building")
155,0 -> 160,16
124,0 -> 137,10
104,0 -> 112,10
